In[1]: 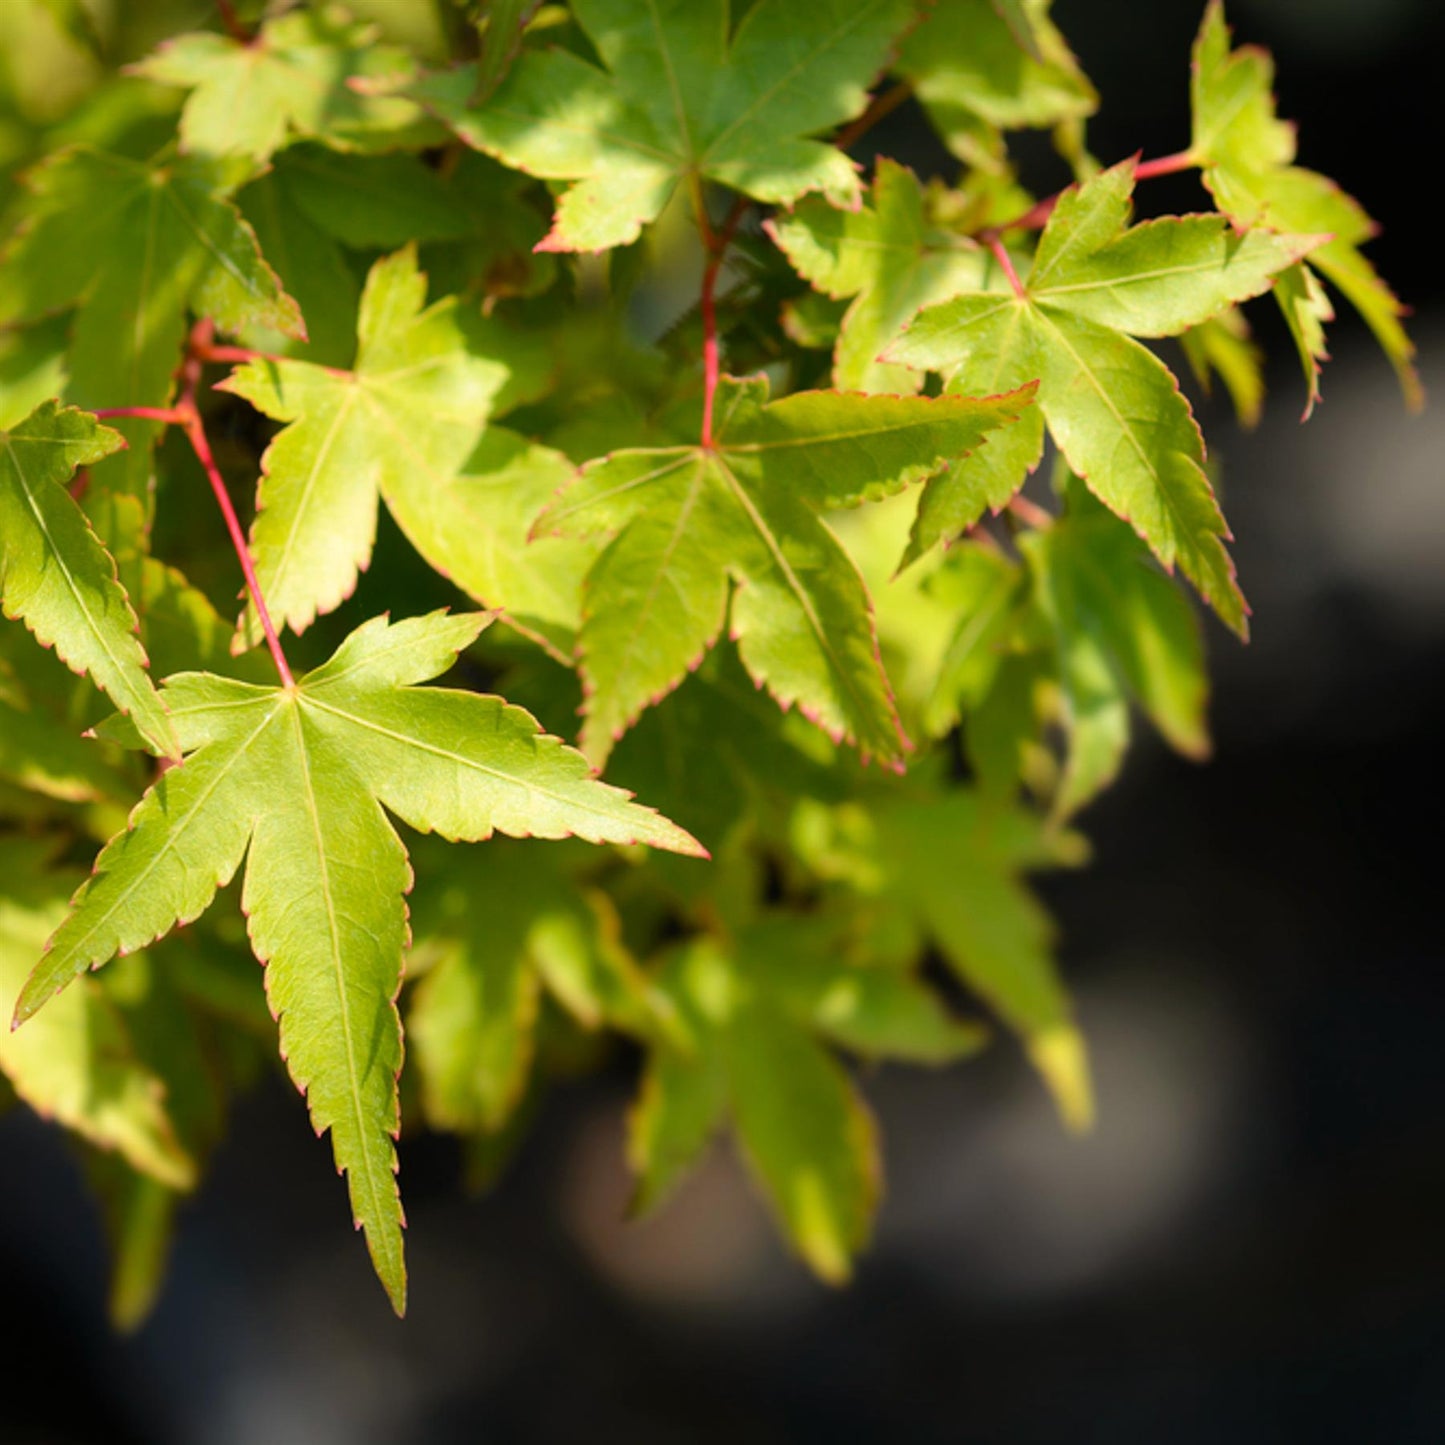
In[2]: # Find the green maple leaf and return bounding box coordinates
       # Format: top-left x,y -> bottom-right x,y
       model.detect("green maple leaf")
0,402 -> 177,759
131,5 -> 434,162
896,0 -> 1095,163
0,839 -> 194,1190
608,643 -> 847,851
382,428 -> 596,663
408,839 -> 656,1135
220,246 -> 524,650
414,0 -> 919,252
1022,485 -> 1209,819
537,374 -> 1035,766
13,611 -> 703,1314
630,915 -> 983,1280
795,790 -> 1091,1128
1189,2 -> 1421,411
474,0 -> 547,101
1179,306 -> 1265,431
770,158 -> 989,394
889,160 -> 1314,633
0,145 -> 303,504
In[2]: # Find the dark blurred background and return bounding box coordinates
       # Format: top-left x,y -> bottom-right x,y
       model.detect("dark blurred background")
3,1 -> 1443,1440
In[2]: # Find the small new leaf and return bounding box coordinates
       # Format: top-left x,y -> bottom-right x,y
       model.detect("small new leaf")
14,611 -> 703,1315
770,159 -> 989,394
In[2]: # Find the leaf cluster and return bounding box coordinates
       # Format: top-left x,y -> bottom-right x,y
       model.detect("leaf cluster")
0,0 -> 1414,1318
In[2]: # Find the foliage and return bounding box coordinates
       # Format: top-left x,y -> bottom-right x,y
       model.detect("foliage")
0,0 -> 1414,1319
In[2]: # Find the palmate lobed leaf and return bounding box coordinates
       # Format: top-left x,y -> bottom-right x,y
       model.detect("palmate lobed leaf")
795,791 -> 1092,1128
0,146 -> 304,506
888,160 -> 1316,634
769,158 -> 991,395
414,0 -> 920,252
14,611 -> 703,1314
539,374 -> 1036,766
0,840 -> 194,1191
0,402 -> 177,758
221,246 -> 529,651
408,840 -> 654,1136
629,916 -> 982,1279
130,5 -> 436,162
896,0 -> 1096,161
1189,2 -> 1421,412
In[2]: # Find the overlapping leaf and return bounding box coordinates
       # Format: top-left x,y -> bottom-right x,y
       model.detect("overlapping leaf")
630,914 -> 983,1279
794,791 -> 1090,1127
889,160 -> 1314,632
1189,2 -> 1421,410
408,840 -> 655,1135
538,374 -> 1035,765
896,0 -> 1096,164
14,611 -> 703,1314
0,840 -> 193,1189
131,6 -> 434,162
770,159 -> 989,394
0,146 -> 303,502
414,0 -> 919,252
221,246 -> 530,649
0,402 -> 176,757
1021,485 -> 1209,819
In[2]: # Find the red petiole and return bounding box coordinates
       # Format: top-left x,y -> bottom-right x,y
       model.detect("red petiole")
96,321 -> 295,688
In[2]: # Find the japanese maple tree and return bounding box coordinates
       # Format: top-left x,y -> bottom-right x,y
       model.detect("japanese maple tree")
0,0 -> 1416,1321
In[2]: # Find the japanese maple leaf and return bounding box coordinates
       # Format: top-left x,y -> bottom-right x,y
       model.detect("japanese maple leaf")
536,376 -> 1036,766
797,790 -> 1091,1129
14,611 -> 703,1315
0,402 -> 177,759
770,159 -> 990,395
131,5 -> 434,162
630,914 -> 983,1280
0,838 -> 193,1191
221,246 -> 524,650
1189,2 -> 1420,412
895,0 -> 1096,161
413,0 -> 920,252
408,838 -> 657,1136
0,146 -> 303,500
888,160 -> 1315,633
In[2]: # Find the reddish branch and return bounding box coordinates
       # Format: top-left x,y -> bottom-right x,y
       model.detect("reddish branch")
985,148 -> 1200,240
835,80 -> 914,152
698,195 -> 749,450
96,321 -> 295,689
215,0 -> 250,43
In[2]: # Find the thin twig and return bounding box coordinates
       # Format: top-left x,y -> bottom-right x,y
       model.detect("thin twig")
981,148 -> 1201,241
216,0 -> 249,43
1008,494 -> 1054,530
834,80 -> 914,152
698,196 -> 749,450
94,324 -> 295,687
